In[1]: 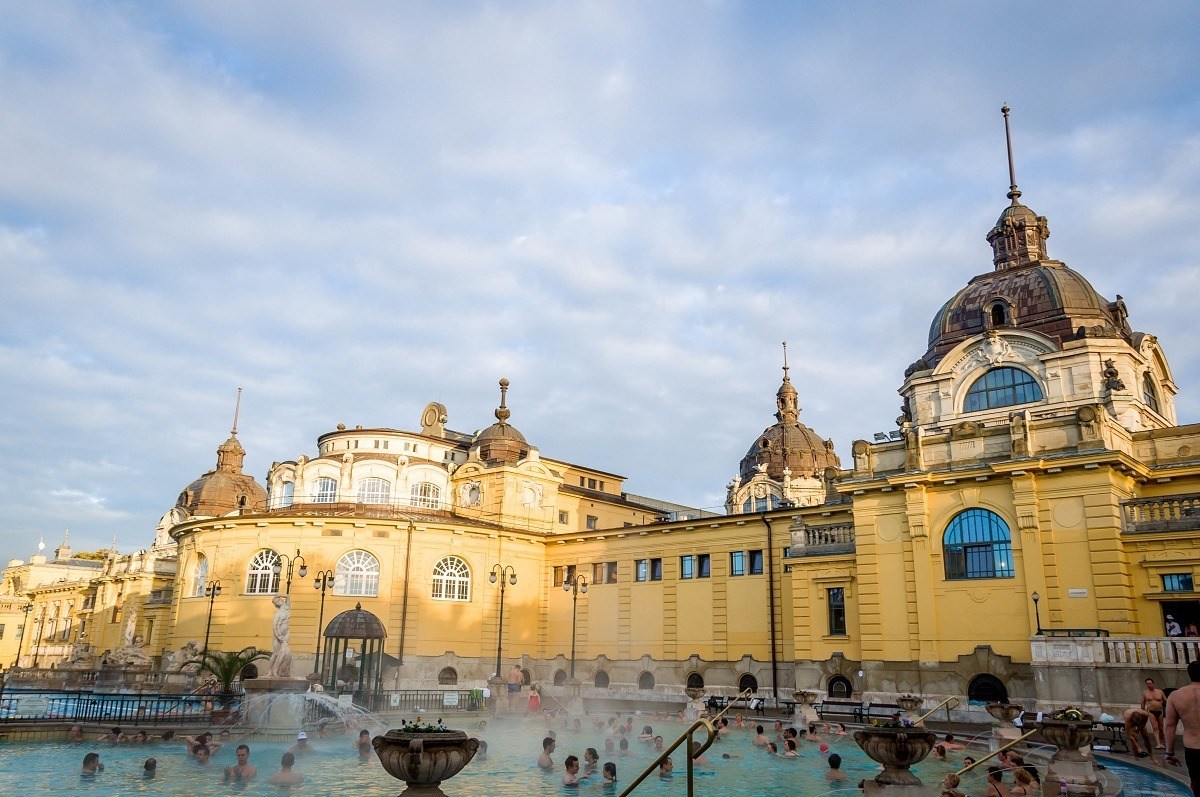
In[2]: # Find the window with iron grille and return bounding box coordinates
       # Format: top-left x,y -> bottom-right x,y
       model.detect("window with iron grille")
943,509 -> 1014,580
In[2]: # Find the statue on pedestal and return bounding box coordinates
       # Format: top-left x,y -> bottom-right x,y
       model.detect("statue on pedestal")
267,595 -> 293,678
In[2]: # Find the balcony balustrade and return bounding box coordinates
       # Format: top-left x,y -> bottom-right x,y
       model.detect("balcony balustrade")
1122,493 -> 1200,534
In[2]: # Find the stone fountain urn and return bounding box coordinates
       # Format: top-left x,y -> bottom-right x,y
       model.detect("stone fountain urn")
1037,711 -> 1098,797
793,690 -> 819,727
986,703 -> 1024,746
853,727 -> 937,786
373,728 -> 480,796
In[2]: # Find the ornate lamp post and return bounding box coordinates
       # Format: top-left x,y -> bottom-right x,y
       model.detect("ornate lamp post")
1031,592 -> 1042,635
563,573 -> 588,679
13,603 -> 33,668
489,564 -> 518,679
30,605 -> 47,668
202,580 -> 223,656
312,570 -> 335,674
273,549 -> 308,594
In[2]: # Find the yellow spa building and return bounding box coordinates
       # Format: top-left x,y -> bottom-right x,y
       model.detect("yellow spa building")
3,162 -> 1199,714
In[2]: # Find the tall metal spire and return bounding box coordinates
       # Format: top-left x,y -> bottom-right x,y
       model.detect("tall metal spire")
781,341 -> 790,380
231,386 -> 243,436
1001,104 -> 1021,203
494,378 -> 511,425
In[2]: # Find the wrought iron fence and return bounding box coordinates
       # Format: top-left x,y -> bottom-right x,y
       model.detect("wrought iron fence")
0,689 -> 228,725
352,689 -> 485,713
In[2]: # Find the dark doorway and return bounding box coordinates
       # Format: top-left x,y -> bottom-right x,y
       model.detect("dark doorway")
1163,601 -> 1200,636
967,674 -> 1008,704
828,675 -> 852,698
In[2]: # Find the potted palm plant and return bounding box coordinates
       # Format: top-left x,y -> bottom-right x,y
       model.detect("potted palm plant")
185,647 -> 268,723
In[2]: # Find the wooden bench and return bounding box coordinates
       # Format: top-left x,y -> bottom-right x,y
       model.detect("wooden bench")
815,699 -> 863,723
864,702 -> 903,722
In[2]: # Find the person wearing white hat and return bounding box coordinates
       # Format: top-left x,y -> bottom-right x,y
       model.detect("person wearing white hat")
288,732 -> 315,756
1167,615 -> 1183,637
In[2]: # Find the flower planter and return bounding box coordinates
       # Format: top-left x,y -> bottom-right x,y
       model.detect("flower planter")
1036,719 -> 1094,763
896,695 -> 924,712
985,703 -> 1023,724
373,729 -> 479,796
853,727 -> 937,786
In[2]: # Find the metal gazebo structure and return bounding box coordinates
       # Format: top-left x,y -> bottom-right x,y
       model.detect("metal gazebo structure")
320,602 -> 387,701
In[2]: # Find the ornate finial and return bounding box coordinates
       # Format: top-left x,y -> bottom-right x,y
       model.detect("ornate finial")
355,601 -> 362,611
1001,104 -> 1021,203
494,378 -> 511,425
63,529 -> 69,545
37,536 -> 45,552
781,342 -> 790,380
231,387 -> 243,436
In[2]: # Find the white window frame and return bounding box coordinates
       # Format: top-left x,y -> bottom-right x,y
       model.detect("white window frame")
410,481 -> 441,509
357,477 -> 391,505
431,556 -> 471,602
192,554 -> 208,597
312,477 -> 337,503
334,550 -> 381,597
246,549 -> 282,594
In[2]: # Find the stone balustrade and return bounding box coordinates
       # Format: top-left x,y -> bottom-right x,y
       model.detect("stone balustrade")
1032,635 -> 1200,667
788,523 -> 855,556
1122,493 -> 1200,534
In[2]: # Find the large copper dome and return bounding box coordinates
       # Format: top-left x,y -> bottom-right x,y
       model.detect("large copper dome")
175,433 -> 266,517
738,370 -> 840,481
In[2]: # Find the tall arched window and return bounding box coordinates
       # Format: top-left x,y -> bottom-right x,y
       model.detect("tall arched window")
431,556 -> 471,601
738,673 -> 759,694
357,478 -> 391,504
277,481 -> 295,508
312,477 -> 337,503
1143,372 -> 1161,414
438,667 -> 458,685
410,482 -> 441,509
685,672 -> 704,690
245,549 -> 282,594
638,671 -> 655,690
191,554 -> 208,597
594,670 -> 610,688
334,550 -> 380,597
943,509 -> 1014,580
963,367 -> 1043,412
553,669 -> 567,686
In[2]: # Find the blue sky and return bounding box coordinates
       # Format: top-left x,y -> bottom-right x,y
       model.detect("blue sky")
1,2 -> 1198,563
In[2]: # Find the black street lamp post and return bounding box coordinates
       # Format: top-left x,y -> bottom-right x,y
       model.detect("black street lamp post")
1031,591 -> 1042,635
489,564 -> 518,679
30,606 -> 46,668
202,580 -> 223,656
13,603 -> 33,668
563,573 -> 588,679
273,549 -> 308,594
312,570 -> 335,674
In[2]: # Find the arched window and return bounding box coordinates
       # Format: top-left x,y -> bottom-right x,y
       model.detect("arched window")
594,670 -> 610,688
828,675 -> 852,698
245,549 -> 282,594
239,663 -> 259,681
276,481 -> 294,508
967,674 -> 1008,704
686,672 -> 704,690
334,550 -> 380,597
963,367 -> 1043,412
438,667 -> 458,686
943,509 -> 1014,580
312,477 -> 337,503
989,301 -> 1009,327
1143,372 -> 1161,414
553,669 -> 567,686
431,556 -> 471,601
410,482 -> 441,509
357,478 -> 391,504
521,668 -> 531,686
738,673 -> 759,694
191,554 -> 208,597
638,671 -> 655,690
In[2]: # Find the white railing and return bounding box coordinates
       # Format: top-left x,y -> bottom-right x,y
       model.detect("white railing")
1032,636 -> 1200,667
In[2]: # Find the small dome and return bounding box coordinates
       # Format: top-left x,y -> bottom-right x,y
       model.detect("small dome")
175,431 -> 266,517
472,378 -> 530,466
738,362 -> 840,482
324,603 -> 387,639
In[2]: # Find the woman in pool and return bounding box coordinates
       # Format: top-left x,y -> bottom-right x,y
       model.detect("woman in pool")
602,762 -> 617,784
782,738 -> 800,758
584,748 -> 599,773
638,725 -> 653,742
526,684 -> 541,714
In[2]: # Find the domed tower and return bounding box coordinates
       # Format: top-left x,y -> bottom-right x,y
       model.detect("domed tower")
174,389 -> 267,518
726,345 -> 841,512
471,379 -> 531,466
898,106 -> 1177,437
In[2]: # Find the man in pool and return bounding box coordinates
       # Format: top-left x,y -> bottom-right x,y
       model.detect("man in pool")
268,752 -> 304,787
1165,661 -> 1200,793
507,663 -> 523,709
288,732 -> 315,755
194,745 -> 213,766
143,758 -> 157,779
356,729 -> 373,761
658,757 -> 673,778
562,755 -> 587,786
825,753 -> 846,781
752,725 -> 769,747
81,752 -> 104,777
224,743 -> 258,782
537,736 -> 555,769
98,727 -> 125,742
66,725 -> 84,742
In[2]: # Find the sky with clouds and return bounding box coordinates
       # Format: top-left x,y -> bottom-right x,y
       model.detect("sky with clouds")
1,2 -> 1198,564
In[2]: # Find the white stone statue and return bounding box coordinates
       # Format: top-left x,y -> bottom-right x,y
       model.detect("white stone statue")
164,640 -> 202,672
110,633 -> 152,668
267,595 -> 293,678
123,610 -> 137,647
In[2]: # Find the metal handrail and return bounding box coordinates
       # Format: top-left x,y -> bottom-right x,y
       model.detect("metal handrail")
618,690 -> 751,797
956,729 -> 1039,776
915,696 -> 960,725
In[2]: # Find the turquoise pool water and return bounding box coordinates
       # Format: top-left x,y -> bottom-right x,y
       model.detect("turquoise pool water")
0,718 -> 1188,795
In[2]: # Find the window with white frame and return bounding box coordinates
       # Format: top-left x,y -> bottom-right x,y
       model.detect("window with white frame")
357,478 -> 391,504
432,556 -> 471,601
312,477 -> 337,503
246,549 -> 282,594
192,554 -> 208,597
334,550 -> 381,597
277,481 -> 295,508
410,482 -> 441,509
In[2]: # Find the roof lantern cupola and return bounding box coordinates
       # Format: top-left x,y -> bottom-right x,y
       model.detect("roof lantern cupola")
215,386 -> 246,473
775,342 -> 800,423
986,105 -> 1049,270
473,378 -> 531,466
